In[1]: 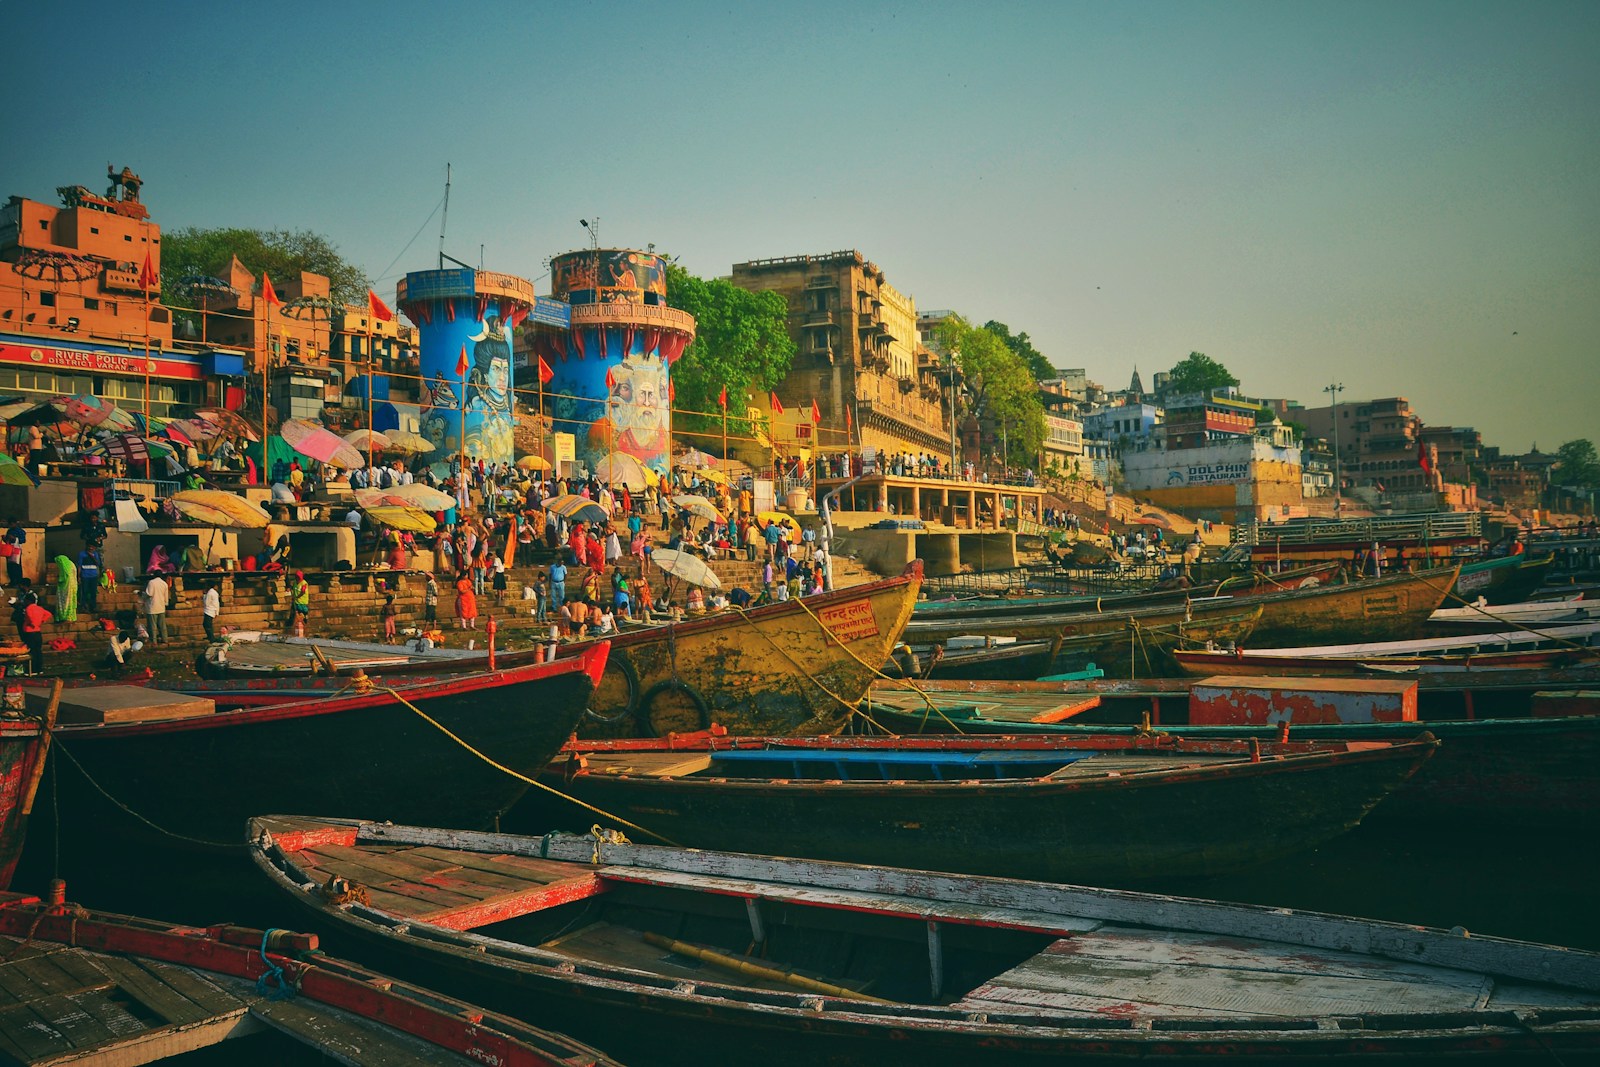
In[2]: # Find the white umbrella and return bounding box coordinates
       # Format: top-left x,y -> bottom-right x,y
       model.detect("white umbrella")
651,548 -> 723,590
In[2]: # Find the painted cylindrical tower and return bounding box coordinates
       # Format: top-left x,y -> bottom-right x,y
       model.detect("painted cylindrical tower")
395,268 -> 536,470
527,249 -> 695,482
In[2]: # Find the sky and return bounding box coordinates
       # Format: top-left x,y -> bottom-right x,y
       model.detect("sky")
4,0 -> 1596,452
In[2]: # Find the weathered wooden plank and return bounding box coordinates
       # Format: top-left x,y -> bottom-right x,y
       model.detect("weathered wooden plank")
42,1011 -> 263,1066
596,868 -> 1102,936
97,957 -> 220,1026
136,960 -> 249,1018
420,874 -> 608,931
0,1000 -> 79,1060
308,843 -> 464,879
298,851 -> 483,913
0,952 -> 92,1004
11,989 -> 124,1053
404,847 -> 568,891
248,994 -> 478,1065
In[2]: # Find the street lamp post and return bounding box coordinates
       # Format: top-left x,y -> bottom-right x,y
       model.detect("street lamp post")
1324,381 -> 1344,517
945,351 -> 959,477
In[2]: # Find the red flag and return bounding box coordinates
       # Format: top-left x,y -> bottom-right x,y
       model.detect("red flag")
455,344 -> 468,378
718,386 -> 727,410
669,380 -> 676,403
368,289 -> 394,322
1418,438 -> 1432,476
138,251 -> 157,292
810,399 -> 822,425
538,356 -> 554,385
845,405 -> 853,434
260,272 -> 280,307
770,392 -> 784,416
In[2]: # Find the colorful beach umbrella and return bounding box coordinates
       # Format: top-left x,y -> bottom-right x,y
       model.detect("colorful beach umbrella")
344,428 -> 391,452
672,494 -> 724,523
88,433 -> 178,462
387,482 -> 456,511
280,419 -> 365,469
381,430 -> 435,454
169,489 -> 272,529
192,408 -> 261,443
593,451 -> 651,490
516,454 -> 552,471
757,511 -> 802,535
675,449 -> 717,470
51,395 -> 137,432
543,493 -> 610,525
361,504 -> 437,533
0,454 -> 38,487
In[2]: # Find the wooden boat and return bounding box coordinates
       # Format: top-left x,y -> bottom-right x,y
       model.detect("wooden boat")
0,888 -> 620,1066
1430,594 -> 1596,627
206,562 -> 924,737
250,815 -> 1600,1065
1174,620 -> 1600,676
1453,552 -> 1555,604
36,643 -> 609,849
906,566 -> 1458,652
520,731 -> 1436,884
859,691 -> 1600,830
0,714 -> 48,891
913,561 -> 1334,620
892,606 -> 1261,680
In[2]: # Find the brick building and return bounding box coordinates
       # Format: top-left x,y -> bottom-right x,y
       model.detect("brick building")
731,251 -> 951,456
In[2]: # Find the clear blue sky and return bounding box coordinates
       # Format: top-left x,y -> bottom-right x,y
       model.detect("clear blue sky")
5,0 -> 1596,452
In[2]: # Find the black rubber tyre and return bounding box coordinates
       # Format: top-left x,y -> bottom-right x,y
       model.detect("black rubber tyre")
637,678 -> 711,737
583,651 -> 640,724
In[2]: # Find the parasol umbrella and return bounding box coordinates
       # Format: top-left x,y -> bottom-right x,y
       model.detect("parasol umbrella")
675,448 -> 717,470
0,454 -> 39,487
695,467 -> 728,485
516,454 -> 551,471
354,487 -> 406,509
192,408 -> 261,443
0,398 -> 42,422
169,489 -> 272,529
387,483 -> 456,511
51,395 -> 138,433
593,451 -> 651,489
650,548 -> 723,590
344,428 -> 391,453
280,419 -> 365,469
543,493 -> 610,525
361,504 -> 437,533
381,430 -> 435,454
162,418 -> 222,446
672,494 -> 724,523
87,433 -> 178,463
757,511 -> 802,535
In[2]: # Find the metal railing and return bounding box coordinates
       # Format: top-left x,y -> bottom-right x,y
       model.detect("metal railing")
1234,511 -> 1482,546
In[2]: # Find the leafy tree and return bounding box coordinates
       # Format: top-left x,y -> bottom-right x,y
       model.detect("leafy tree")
160,227 -> 372,307
1555,439 -> 1600,488
934,314 -> 1046,465
667,264 -> 796,443
982,320 -> 1054,380
1164,351 -> 1239,397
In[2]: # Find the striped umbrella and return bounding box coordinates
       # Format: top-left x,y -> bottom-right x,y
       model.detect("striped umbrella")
192,408 -> 262,442
543,493 -> 610,525
169,490 -> 271,529
281,419 -> 365,469
51,395 -> 138,432
672,494 -> 724,523
0,454 -> 38,487
87,433 -> 178,463
361,504 -> 437,533
344,428 -> 391,453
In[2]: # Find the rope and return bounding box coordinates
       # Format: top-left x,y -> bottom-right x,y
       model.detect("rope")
49,739 -> 234,848
255,928 -> 295,999
374,684 -> 678,846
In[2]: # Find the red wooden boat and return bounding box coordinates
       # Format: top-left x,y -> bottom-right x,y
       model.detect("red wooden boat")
0,715 -> 47,891
0,888 -> 620,1065
38,643 -> 609,850
518,731 -> 1437,885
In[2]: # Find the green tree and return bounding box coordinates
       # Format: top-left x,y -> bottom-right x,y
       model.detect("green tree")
666,264 -> 797,444
1555,439 -> 1600,488
160,227 -> 371,306
982,320 -> 1054,380
1164,351 -> 1239,397
934,314 -> 1046,465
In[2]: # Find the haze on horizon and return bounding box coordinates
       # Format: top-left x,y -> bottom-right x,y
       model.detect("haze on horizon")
3,0 -> 1595,453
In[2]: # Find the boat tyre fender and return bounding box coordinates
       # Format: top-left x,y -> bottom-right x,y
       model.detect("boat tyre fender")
582,651 -> 639,724
638,678 -> 711,737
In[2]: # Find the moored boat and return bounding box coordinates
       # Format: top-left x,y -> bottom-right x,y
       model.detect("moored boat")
0,714 -> 48,891
0,889 -> 621,1066
37,643 -> 609,848
249,814 -> 1600,1065
205,562 -> 924,737
1453,552 -> 1555,604
1430,594 -> 1596,628
521,730 -> 1436,884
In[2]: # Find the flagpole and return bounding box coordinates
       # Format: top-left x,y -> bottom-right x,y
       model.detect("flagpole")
721,394 -> 728,474
366,316 -> 375,470
260,291 -> 270,478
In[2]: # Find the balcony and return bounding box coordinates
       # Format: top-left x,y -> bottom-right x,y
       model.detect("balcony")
803,309 -> 835,327
102,267 -> 144,293
804,275 -> 838,290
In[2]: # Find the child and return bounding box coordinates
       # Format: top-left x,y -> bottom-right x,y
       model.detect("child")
381,594 -> 398,643
491,554 -> 508,606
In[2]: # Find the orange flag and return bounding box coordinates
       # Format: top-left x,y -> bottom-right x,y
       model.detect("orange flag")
368,289 -> 394,321
260,272 -> 280,307
538,356 -> 554,385
770,392 -> 784,416
810,399 -> 822,425
138,251 -> 157,292
718,386 -> 727,409
455,344 -> 469,378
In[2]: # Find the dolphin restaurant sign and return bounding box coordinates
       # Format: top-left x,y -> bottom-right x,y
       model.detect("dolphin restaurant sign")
0,340 -> 202,381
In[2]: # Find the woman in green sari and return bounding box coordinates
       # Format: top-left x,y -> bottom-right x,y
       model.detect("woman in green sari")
54,554 -> 77,622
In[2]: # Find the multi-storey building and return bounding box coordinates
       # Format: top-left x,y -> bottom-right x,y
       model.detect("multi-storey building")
731,251 -> 951,456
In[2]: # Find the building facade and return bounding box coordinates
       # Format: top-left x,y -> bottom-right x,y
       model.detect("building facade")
1121,435 -> 1304,523
732,251 -> 951,457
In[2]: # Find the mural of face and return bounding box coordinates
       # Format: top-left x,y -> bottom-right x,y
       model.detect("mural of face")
607,353 -> 668,464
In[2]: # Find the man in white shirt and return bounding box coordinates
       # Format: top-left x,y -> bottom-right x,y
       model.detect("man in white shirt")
202,582 -> 221,641
144,573 -> 170,644
345,508 -> 363,530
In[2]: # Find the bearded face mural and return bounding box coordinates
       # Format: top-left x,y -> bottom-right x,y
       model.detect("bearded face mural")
605,353 -> 670,467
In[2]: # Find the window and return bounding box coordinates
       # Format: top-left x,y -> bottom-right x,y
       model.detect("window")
90,226 -> 100,234
84,298 -> 99,309
39,292 -> 56,307
124,234 -> 132,241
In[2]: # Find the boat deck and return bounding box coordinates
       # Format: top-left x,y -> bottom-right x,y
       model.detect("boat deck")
864,688 -> 1102,725
0,928 -> 498,1066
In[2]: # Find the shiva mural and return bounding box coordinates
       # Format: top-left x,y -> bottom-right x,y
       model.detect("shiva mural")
416,309 -> 515,470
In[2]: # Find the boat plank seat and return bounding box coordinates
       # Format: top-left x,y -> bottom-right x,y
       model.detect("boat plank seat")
867,692 -> 1101,725
595,866 -> 1104,937
576,753 -> 717,778
705,748 -> 1102,781
1041,752 -> 1242,779
954,929 -> 1498,1019
0,938 -> 255,1065
284,843 -> 611,931
22,684 -> 215,725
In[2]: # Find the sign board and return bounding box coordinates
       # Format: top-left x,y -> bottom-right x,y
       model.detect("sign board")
553,432 -> 576,465
0,340 -> 202,381
861,447 -> 878,474
753,478 -> 776,516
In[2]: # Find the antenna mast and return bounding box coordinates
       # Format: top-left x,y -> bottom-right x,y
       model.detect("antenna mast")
438,163 -> 452,267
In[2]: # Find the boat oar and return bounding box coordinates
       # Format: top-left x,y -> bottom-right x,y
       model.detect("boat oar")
640,931 -> 895,1004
